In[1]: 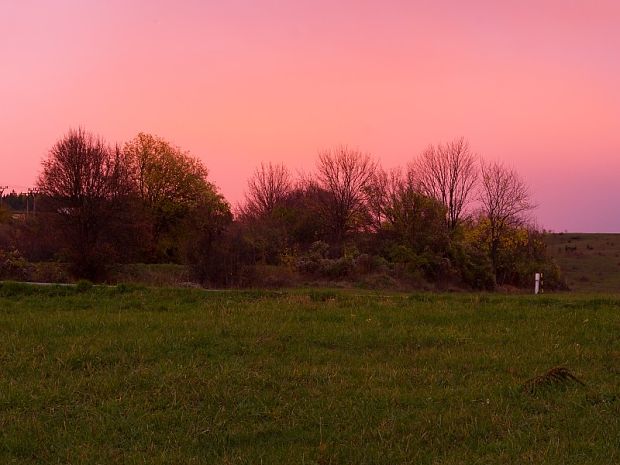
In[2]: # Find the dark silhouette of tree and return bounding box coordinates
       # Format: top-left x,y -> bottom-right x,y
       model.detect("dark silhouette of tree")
314,146 -> 377,248
12,127 -> 559,290
1,191 -> 28,211
184,193 -> 237,286
37,128 -> 131,278
369,167 -> 448,257
478,160 -> 534,274
240,162 -> 292,218
414,137 -> 478,231
366,167 -> 416,232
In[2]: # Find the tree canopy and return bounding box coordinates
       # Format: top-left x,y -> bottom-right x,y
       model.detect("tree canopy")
1,129 -> 561,290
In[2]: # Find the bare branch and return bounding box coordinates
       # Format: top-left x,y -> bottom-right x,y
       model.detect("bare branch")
241,162 -> 292,218
478,159 -> 536,270
315,146 -> 377,243
413,137 -> 478,230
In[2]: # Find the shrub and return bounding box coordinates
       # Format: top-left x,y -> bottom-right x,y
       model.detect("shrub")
353,254 -> 388,275
187,223 -> 256,287
295,244 -> 354,279
308,241 -> 330,260
252,265 -> 296,288
450,242 -> 496,291
0,249 -> 34,281
76,280 -> 94,292
317,257 -> 353,279
30,262 -> 70,284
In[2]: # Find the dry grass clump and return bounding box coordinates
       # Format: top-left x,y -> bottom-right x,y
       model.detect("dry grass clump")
522,366 -> 585,395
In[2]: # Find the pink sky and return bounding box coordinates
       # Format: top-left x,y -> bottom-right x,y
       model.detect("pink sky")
1,0 -> 619,232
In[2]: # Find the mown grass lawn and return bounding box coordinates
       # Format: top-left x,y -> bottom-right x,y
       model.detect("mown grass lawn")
1,283 -> 619,464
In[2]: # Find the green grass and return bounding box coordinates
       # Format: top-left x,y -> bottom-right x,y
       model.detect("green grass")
1,283 -> 619,464
546,233 -> 620,293
110,263 -> 191,287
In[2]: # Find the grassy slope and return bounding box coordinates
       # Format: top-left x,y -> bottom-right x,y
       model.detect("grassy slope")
546,233 -> 620,293
1,284 -> 619,464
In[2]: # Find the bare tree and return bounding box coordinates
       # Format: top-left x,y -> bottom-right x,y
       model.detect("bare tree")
241,162 -> 292,218
315,146 -> 377,246
366,167 -> 448,253
365,167 -> 391,232
366,167 -> 417,230
478,160 -> 535,271
414,137 -> 478,230
39,129 -> 123,202
37,128 -> 130,278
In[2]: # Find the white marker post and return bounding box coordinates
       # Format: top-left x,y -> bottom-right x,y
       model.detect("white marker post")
534,273 -> 542,294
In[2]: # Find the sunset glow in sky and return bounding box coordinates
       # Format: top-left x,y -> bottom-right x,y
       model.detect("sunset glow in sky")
1,0 -> 619,231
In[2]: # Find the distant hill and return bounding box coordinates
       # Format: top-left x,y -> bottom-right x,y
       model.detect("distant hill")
546,233 -> 620,293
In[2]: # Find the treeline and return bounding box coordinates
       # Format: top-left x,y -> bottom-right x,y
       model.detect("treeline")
0,128 -> 563,289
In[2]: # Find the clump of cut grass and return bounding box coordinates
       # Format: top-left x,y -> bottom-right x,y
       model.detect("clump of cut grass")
521,366 -> 585,395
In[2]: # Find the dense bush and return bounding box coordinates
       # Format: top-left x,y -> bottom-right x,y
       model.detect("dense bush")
450,241 -> 496,291
186,222 -> 256,287
0,249 -> 33,281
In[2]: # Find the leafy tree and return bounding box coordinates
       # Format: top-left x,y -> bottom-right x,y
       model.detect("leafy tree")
449,221 -> 496,290
123,132 -> 218,260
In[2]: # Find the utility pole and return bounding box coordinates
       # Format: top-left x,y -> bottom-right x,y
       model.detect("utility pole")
27,188 -> 40,217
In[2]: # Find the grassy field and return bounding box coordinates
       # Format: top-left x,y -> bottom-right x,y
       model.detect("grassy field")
1,283 -> 619,464
547,233 -> 620,293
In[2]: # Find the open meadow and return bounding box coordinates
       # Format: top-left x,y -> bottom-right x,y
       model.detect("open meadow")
1,283 -> 619,464
547,233 -> 620,293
